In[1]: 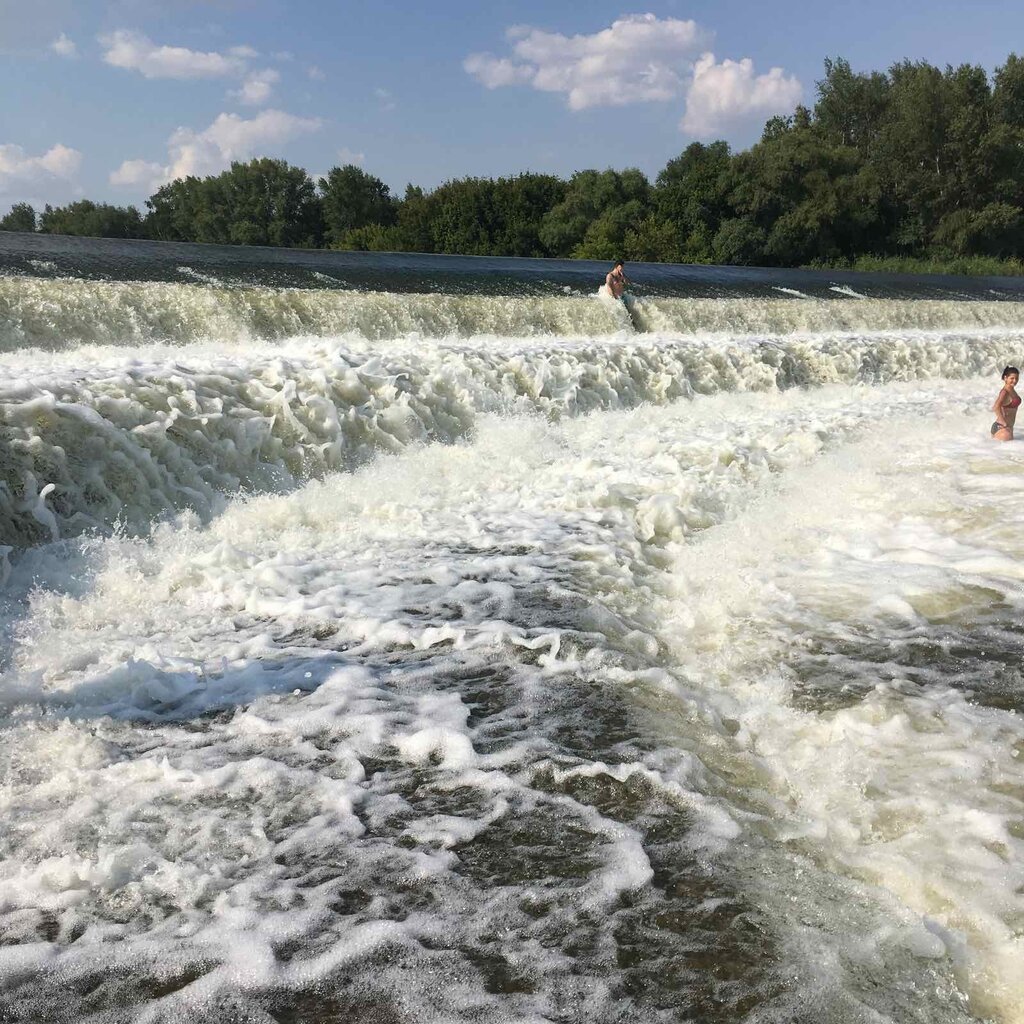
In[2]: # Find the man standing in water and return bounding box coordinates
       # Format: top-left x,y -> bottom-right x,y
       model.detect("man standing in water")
604,260 -> 629,299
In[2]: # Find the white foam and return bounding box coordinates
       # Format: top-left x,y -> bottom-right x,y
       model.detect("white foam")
4,273 -> 1024,350
1,327 -> 1021,547
830,284 -> 869,299
647,416 -> 1024,1022
176,265 -> 225,287
1,365 -> 1020,1019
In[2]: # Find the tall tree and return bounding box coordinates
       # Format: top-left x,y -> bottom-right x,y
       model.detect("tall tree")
393,185 -> 434,252
145,177 -> 218,242
655,141 -> 732,261
487,173 -> 567,256
421,177 -> 498,254
728,119 -> 883,265
814,57 -> 890,152
218,159 -> 323,247
870,61 -> 955,251
993,53 -> 1024,128
0,203 -> 36,232
539,169 -> 651,258
38,200 -> 142,238
145,160 -> 322,247
319,165 -> 396,247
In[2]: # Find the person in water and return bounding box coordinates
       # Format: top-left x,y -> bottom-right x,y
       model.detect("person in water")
991,365 -> 1021,440
604,260 -> 629,300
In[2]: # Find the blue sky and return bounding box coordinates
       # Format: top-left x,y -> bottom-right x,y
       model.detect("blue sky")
3,0 -> 1024,212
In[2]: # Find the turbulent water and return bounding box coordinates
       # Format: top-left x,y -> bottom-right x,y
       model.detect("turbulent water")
1,235 -> 1024,1024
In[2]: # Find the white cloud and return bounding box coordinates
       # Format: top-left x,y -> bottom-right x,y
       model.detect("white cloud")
463,55 -> 534,89
109,158 -> 165,188
37,144 -> 82,178
681,53 -> 802,135
337,147 -> 365,165
464,13 -> 802,133
230,68 -> 280,105
110,109 -> 322,191
465,14 -> 708,110
0,143 -> 82,203
307,65 -> 326,81
100,29 -> 251,79
374,87 -> 396,111
227,45 -> 258,59
0,143 -> 81,185
51,33 -> 77,58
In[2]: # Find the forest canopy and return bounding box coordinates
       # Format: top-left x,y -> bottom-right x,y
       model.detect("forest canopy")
6,54 -> 1024,270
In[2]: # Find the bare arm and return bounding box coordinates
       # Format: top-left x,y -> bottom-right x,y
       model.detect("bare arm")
993,388 -> 1009,424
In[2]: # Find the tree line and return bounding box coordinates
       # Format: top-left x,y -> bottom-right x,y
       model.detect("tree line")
4,54 -> 1024,270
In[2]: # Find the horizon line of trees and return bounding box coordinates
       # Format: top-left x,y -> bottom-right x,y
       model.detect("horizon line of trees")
5,53 -> 1024,267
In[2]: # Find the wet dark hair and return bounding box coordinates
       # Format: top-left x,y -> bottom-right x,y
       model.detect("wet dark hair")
1003,365 -> 1020,379
613,260 -> 624,268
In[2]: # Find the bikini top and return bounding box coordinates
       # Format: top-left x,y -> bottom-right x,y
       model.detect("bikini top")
1003,390 -> 1022,409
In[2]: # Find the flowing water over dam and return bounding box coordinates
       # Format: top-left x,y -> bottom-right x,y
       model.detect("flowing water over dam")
1,234 -> 1023,1024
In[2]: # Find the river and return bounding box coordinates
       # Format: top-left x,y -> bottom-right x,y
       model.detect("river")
1,233 -> 1022,1023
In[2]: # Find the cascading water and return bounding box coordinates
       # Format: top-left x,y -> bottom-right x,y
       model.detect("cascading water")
1,327 -> 1019,548
1,235 -> 1023,1024
6,272 -> 1024,350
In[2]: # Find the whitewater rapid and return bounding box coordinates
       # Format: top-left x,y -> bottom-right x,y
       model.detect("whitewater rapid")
5,273 -> 1024,349
1,265 -> 1023,1023
2,325 -> 1021,549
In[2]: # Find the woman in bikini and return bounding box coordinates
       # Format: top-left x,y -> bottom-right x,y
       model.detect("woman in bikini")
991,365 -> 1021,441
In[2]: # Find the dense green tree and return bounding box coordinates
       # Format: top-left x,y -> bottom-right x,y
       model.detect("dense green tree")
573,200 -> 650,260
145,160 -> 321,247
539,169 -> 651,258
934,202 -> 1023,257
870,61 -> 956,251
655,141 -> 732,261
0,202 -> 36,232
940,64 -> 996,214
761,115 -> 794,143
39,200 -> 143,238
993,54 -> 1024,128
335,224 -> 400,251
421,177 -> 499,254
487,174 -> 566,256
728,119 -> 884,265
319,165 -> 396,247
145,177 -> 216,242
968,202 -> 1024,256
217,159 -> 322,247
622,215 -> 685,263
392,185 -> 434,252
375,174 -> 566,256
712,218 -> 767,265
814,57 -> 890,152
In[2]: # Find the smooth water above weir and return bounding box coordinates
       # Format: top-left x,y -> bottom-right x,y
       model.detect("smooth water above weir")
1,237 -> 1023,1024
5,229 -> 1024,299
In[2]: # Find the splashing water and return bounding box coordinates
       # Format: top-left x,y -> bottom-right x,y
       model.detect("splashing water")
1,243 -> 1023,1023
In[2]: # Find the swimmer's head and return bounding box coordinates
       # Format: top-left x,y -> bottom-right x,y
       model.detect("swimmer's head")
1003,365 -> 1020,382
613,260 -> 624,269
